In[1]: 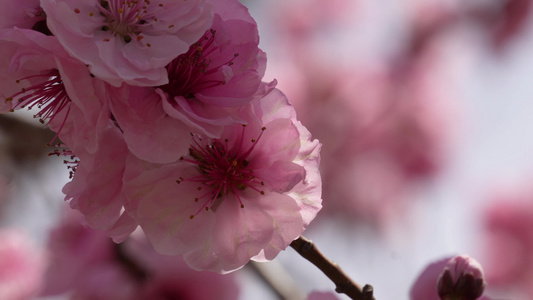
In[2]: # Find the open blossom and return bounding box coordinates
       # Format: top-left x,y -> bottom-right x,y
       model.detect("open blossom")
125,232 -> 240,299
123,89 -> 322,273
0,228 -> 46,300
0,28 -> 111,154
159,9 -> 275,136
42,209 -> 240,299
411,255 -> 489,300
270,60 -> 453,227
41,209 -> 139,300
0,28 -> 66,116
41,0 -> 214,86
109,0 -> 274,163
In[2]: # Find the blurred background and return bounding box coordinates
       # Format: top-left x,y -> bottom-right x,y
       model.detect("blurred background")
2,0 -> 533,299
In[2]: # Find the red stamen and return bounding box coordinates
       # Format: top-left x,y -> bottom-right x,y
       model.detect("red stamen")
7,69 -> 72,144
178,126 -> 267,218
160,29 -> 239,99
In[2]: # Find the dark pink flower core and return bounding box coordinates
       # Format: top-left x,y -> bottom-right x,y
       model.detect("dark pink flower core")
5,69 -> 71,143
160,29 -> 239,99
177,125 -> 267,219
76,0 -> 167,45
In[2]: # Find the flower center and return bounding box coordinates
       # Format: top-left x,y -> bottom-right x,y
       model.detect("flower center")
177,125 -> 267,219
75,0 -> 167,45
160,29 -> 239,99
5,69 -> 71,144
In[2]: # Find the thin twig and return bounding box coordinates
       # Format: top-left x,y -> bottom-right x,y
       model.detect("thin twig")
290,236 -> 376,300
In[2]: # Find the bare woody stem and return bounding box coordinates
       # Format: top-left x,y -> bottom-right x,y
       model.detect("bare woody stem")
290,236 -> 376,300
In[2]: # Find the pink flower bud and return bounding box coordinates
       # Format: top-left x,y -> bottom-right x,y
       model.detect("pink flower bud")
437,255 -> 486,300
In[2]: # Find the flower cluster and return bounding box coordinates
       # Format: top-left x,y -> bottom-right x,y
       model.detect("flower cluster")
0,0 -> 322,273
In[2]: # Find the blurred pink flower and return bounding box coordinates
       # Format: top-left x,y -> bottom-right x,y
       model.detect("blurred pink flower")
437,256 -> 486,300
123,89 -> 322,273
40,209 -> 143,300
124,233 -> 240,300
160,9 -> 275,136
107,84 -> 193,164
0,228 -> 45,300
42,209 -> 240,299
482,194 -> 533,297
270,58 -> 453,227
411,255 -> 489,300
41,0 -> 214,86
266,0 -> 357,41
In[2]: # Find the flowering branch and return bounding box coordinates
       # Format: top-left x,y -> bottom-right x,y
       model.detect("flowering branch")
290,236 -> 375,300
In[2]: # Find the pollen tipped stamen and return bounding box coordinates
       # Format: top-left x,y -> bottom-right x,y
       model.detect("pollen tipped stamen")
95,0 -> 164,43
241,127 -> 266,159
230,184 -> 245,208
7,70 -> 72,143
179,127 -> 268,219
190,184 -> 223,217
161,29 -> 240,98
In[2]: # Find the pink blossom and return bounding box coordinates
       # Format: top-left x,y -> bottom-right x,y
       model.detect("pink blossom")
107,84 -> 194,164
0,28 -> 66,115
0,28 -> 111,154
482,195 -> 533,297
159,10 -> 275,136
123,89 -> 322,272
63,127 -> 138,242
266,0 -> 357,39
41,0 -> 214,86
42,209 -> 240,299
261,0 -> 459,229
0,228 -> 46,300
109,0 -> 274,163
410,255 -> 489,300
50,58 -> 113,155
490,0 -> 532,50
40,209 -> 139,299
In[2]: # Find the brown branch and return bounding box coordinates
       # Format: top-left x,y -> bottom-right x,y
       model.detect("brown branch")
290,236 -> 376,300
